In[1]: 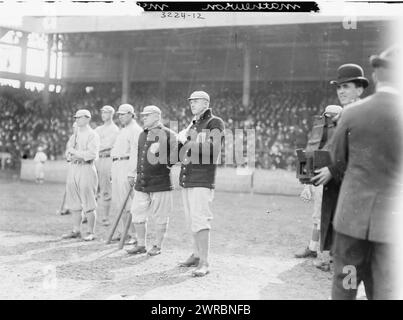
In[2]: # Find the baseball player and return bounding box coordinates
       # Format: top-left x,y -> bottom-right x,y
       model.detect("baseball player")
296,105 -> 343,260
126,105 -> 176,256
62,109 -> 100,241
177,91 -> 225,277
110,104 -> 142,243
34,146 -> 47,184
95,105 -> 119,226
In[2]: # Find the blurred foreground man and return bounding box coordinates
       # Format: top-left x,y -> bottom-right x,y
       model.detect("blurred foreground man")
177,91 -> 225,277
329,46 -> 402,299
95,105 -> 119,226
62,109 -> 100,241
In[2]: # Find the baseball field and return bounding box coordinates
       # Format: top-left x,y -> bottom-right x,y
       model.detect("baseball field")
0,173 -> 337,300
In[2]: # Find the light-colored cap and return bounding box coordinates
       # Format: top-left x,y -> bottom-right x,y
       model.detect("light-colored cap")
188,91 -> 210,102
101,105 -> 115,113
74,109 -> 91,118
37,146 -> 44,151
324,105 -> 343,115
140,105 -> 162,115
116,104 -> 135,114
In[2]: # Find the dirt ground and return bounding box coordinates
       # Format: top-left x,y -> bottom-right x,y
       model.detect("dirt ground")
0,176 -> 342,300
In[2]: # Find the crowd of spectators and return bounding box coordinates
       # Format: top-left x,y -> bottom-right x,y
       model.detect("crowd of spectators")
0,82 -> 338,170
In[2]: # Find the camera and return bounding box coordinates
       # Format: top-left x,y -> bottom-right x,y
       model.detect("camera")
295,115 -> 331,185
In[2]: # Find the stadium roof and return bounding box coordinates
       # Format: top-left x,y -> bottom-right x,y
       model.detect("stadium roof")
0,14 -> 394,34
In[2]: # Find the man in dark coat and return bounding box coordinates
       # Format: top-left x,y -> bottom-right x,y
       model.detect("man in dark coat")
177,91 -> 225,277
327,46 -> 402,299
311,64 -> 369,271
126,105 -> 177,256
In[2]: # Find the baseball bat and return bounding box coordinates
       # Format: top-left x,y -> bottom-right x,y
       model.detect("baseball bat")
105,187 -> 133,244
57,189 -> 67,215
118,212 -> 132,250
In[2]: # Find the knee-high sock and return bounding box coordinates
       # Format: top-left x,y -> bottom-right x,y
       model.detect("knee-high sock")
155,223 -> 168,249
309,223 -> 320,252
72,210 -> 82,232
134,222 -> 147,247
195,229 -> 210,265
86,210 -> 97,234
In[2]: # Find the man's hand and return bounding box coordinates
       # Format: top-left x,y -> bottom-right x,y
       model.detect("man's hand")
311,167 -> 332,185
128,176 -> 136,187
300,185 -> 312,202
177,129 -> 188,144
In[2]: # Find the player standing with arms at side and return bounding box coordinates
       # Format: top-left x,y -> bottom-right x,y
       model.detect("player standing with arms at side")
177,91 -> 225,277
95,105 -> 119,226
110,104 -> 142,243
62,109 -> 100,241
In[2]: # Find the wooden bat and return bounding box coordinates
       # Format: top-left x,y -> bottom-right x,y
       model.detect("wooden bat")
105,187 -> 133,244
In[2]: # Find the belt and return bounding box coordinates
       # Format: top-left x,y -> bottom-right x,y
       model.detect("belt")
72,160 -> 94,165
112,156 -> 130,162
99,153 -> 111,158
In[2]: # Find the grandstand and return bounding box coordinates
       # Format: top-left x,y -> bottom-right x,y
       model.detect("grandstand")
0,15 -> 394,171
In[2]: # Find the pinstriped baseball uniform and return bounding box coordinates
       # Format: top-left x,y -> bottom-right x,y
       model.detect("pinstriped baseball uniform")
111,119 -> 142,232
95,122 -> 119,218
65,126 -> 100,213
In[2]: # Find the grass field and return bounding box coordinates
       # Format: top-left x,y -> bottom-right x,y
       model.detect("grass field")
0,177 -> 335,299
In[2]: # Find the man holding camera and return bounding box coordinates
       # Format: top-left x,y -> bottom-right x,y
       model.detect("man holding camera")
297,64 -> 368,272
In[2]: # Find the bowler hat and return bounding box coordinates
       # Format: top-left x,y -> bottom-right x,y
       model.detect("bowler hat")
370,45 -> 400,69
330,64 -> 369,88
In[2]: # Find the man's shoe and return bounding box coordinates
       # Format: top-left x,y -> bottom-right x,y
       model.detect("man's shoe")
82,217 -> 88,224
61,231 -> 81,239
294,247 -> 317,258
126,245 -> 146,255
192,262 -> 209,277
60,210 -> 71,216
178,254 -> 200,267
147,245 -> 161,256
83,233 -> 96,241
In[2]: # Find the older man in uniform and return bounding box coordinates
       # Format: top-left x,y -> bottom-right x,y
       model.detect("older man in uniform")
62,109 -> 100,241
310,64 -> 368,271
177,91 -> 225,277
111,104 -> 142,243
95,105 -> 119,226
329,46 -> 402,299
126,105 -> 176,256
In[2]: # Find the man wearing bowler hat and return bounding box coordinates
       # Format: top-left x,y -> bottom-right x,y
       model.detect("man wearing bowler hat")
126,105 -> 177,256
310,63 -> 369,272
328,46 -> 402,299
177,91 -> 225,277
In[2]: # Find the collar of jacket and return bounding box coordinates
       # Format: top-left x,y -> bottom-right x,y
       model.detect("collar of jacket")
144,123 -> 163,133
376,85 -> 399,95
193,108 -> 212,124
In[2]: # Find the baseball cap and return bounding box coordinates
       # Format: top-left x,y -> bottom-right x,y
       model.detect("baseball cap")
370,45 -> 400,69
74,109 -> 91,118
140,105 -> 162,115
188,91 -> 210,102
116,104 -> 135,114
101,105 -> 115,113
323,105 -> 343,116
